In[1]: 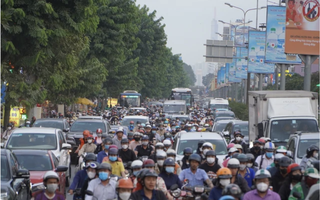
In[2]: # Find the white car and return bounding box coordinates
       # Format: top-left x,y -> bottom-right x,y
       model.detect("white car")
173,131 -> 228,167
120,116 -> 149,127
5,127 -> 72,185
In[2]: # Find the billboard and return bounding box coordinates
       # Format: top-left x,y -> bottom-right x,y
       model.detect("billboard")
235,47 -> 248,79
265,6 -> 302,63
285,0 -> 320,55
221,67 -> 226,84
225,63 -> 230,81
248,31 -> 275,73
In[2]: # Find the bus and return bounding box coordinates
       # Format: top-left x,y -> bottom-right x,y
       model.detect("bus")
118,90 -> 141,107
169,88 -> 194,107
209,98 -> 229,110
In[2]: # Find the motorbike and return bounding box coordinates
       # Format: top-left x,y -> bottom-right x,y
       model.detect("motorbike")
123,161 -> 132,178
74,188 -> 83,200
76,153 -> 87,172
182,179 -> 210,200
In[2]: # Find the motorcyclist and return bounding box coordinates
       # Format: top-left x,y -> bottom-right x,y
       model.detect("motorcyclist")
255,142 -> 275,170
300,145 -> 319,172
230,130 -> 248,153
117,178 -> 134,200
208,167 -> 233,200
159,158 -> 182,190
163,139 -> 172,151
237,154 -> 255,188
134,135 -> 154,158
75,130 -> 90,154
118,138 -> 137,163
246,153 -> 259,172
34,171 -> 65,200
78,135 -> 97,157
102,148 -> 126,177
154,150 -> 167,174
127,132 -> 134,141
97,137 -> 113,163
151,126 -> 161,143
1,123 -> 14,141
166,149 -> 181,175
129,132 -> 141,151
133,121 -> 141,132
227,158 -> 250,193
94,128 -> 103,153
199,150 -> 221,182
200,142 -> 214,163
185,124 -> 193,132
249,140 -> 263,159
130,160 -> 143,182
149,142 -> 164,163
269,156 -> 291,193
85,163 -> 117,200
79,161 -> 99,199
179,154 -> 213,188
69,153 -> 97,198
157,123 -> 166,137
113,128 -> 125,149
278,163 -> 302,200
180,147 -> 192,170
128,121 -> 135,131
267,153 -> 285,175
276,146 -> 287,156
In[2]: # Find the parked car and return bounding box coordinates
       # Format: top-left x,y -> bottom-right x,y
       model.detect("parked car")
173,131 -> 228,167
286,132 -> 320,165
1,149 -> 31,200
223,121 -> 249,144
68,119 -> 111,164
5,128 -> 72,185
13,150 -> 68,197
32,118 -> 70,132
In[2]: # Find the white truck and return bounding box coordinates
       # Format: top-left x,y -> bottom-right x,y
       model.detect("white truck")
163,100 -> 187,117
248,91 -> 319,146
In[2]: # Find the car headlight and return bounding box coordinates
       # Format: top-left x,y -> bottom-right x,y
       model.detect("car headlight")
0,192 -> 8,200
31,183 -> 46,193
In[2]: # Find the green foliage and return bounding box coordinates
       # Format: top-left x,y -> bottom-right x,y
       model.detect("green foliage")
202,73 -> 215,87
228,100 -> 248,121
183,63 -> 196,86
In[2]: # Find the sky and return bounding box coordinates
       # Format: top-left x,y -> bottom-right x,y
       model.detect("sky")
135,0 -> 280,66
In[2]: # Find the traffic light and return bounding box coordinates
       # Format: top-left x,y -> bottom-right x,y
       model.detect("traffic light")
9,61 -> 14,73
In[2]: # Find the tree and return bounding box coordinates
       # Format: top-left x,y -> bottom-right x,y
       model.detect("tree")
202,73 -> 215,87
183,63 -> 196,86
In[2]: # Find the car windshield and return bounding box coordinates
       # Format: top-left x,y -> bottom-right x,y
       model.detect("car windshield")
215,117 -> 234,122
70,121 -> 106,134
215,112 -> 235,118
163,105 -> 186,113
33,121 -> 64,129
15,154 -> 53,171
298,139 -> 320,158
121,118 -> 148,127
1,156 -> 10,181
270,119 -> 319,142
6,133 -> 57,150
177,139 -> 227,155
210,104 -> 229,110
233,123 -> 249,136
213,123 -> 228,132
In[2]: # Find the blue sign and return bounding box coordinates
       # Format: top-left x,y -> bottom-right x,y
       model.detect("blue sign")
248,31 -> 275,74
225,63 -> 230,81
265,6 -> 301,64
235,47 -> 248,79
221,67 -> 226,84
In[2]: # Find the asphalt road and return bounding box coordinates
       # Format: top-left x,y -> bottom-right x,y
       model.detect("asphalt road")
66,165 -> 77,200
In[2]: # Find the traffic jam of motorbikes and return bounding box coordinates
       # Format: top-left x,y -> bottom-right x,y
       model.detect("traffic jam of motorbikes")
1,89 -> 319,200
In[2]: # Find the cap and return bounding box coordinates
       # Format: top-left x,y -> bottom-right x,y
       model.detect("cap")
304,168 -> 320,179
287,163 -> 301,174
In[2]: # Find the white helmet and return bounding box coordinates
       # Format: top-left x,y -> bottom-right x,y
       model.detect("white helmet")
131,160 -> 143,169
234,144 -> 243,150
166,149 -> 176,156
155,142 -> 164,148
156,150 -> 167,159
264,142 -> 275,151
163,140 -> 171,146
227,158 -> 240,169
274,153 -> 285,161
202,142 -> 213,149
44,171 -> 59,182
228,147 -> 239,153
255,169 -> 271,179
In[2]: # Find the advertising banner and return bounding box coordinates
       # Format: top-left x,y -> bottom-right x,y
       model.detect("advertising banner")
285,0 -> 320,55
266,6 -> 302,63
217,69 -> 221,85
221,67 -> 226,84
225,63 -> 230,81
248,31 -> 275,73
235,47 -> 248,79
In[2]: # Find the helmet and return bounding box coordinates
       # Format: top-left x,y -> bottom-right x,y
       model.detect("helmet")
164,158 -> 175,166
84,153 -> 97,162
83,130 -> 90,136
188,154 -> 201,163
116,128 -> 124,134
136,121 -> 141,124
143,159 -> 155,167
237,154 -> 248,162
186,124 -> 192,127
101,133 -> 108,139
231,153 -> 239,159
155,143 -> 164,148
258,138 -> 266,144
166,149 -> 176,157
255,169 -> 271,179
163,140 -> 171,147
117,178 -> 134,189
219,196 -> 235,200
233,130 -> 242,136
307,145 -> 319,156
279,156 -> 291,167
227,143 -> 235,149
103,138 -> 113,144
145,124 -> 152,128
141,169 -> 158,180
276,146 -> 287,153
264,142 -> 275,151
109,145 -> 118,150
246,153 -> 255,163
234,144 -> 243,150
222,184 -> 242,198
98,163 -> 112,171
287,163 -> 301,174
152,126 -> 157,130
86,161 -> 99,169
44,171 -> 59,182
216,167 -> 232,179
131,160 -> 143,169
128,132 -> 134,137
96,128 -> 103,134
184,147 -> 193,155
274,153 -> 285,162
227,158 -> 240,169
133,132 -> 141,136
156,151 -> 167,159
205,150 -> 216,157
202,142 -> 213,149
121,138 -> 129,143
164,132 -> 171,139
228,147 -> 239,153
304,168 -> 320,179
109,148 -> 118,155
130,121 -> 134,124
141,135 -> 149,141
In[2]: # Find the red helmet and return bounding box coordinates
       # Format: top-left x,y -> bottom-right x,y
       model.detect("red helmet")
258,138 -> 266,144
96,128 -> 103,134
130,121 -> 134,124
143,159 -> 155,167
87,134 -> 94,139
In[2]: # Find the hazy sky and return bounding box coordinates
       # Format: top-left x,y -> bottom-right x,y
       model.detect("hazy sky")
135,0 -> 279,66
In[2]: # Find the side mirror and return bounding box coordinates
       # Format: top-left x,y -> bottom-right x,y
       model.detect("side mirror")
62,143 -> 72,149
63,128 -> 70,132
55,166 -> 68,172
16,169 -> 30,179
85,190 -> 93,196
109,130 -> 115,134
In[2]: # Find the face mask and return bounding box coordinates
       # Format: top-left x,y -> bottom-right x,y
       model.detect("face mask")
122,145 -> 128,149
254,146 -> 260,151
46,183 -> 58,193
87,139 -> 93,144
266,152 -> 273,158
104,145 -> 110,150
119,192 -> 131,200
292,174 -> 302,181
247,163 -> 253,168
280,169 -> 288,175
239,164 -> 246,170
157,160 -> 164,166
166,167 -> 175,173
109,156 -> 117,162
97,134 -> 102,137
99,172 -> 109,181
87,171 -> 96,179
142,141 -> 148,146
314,152 -> 319,158
134,137 -> 140,141
220,179 -> 230,186
152,131 -> 156,134
256,182 -> 269,192
203,149 -> 209,155
8,127 -> 12,130
207,157 -> 215,164
236,137 -> 242,141
133,171 -> 139,176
